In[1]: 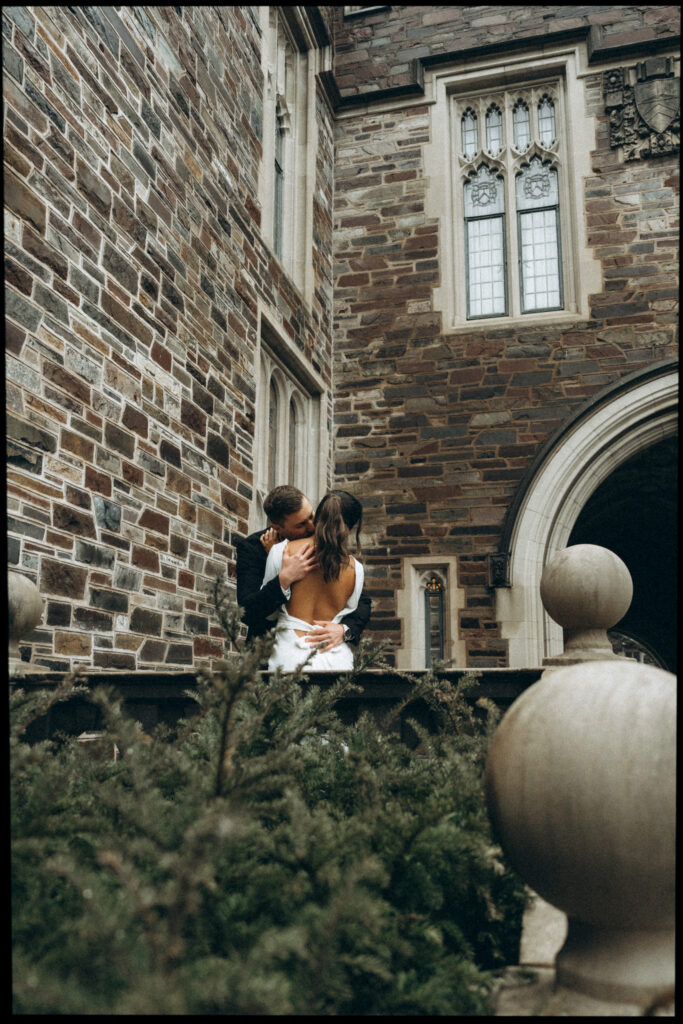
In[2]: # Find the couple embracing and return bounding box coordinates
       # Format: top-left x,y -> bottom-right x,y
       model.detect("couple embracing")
235,485 -> 371,671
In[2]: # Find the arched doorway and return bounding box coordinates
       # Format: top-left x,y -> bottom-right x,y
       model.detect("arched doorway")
495,362 -> 677,667
568,435 -> 677,671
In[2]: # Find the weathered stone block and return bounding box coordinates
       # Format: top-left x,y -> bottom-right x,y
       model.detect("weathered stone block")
46,601 -> 72,627
73,606 -> 114,631
93,497 -> 122,531
122,403 -> 148,437
54,630 -> 92,656
76,156 -> 111,217
89,588 -> 129,613
104,422 -> 136,459
166,642 -> 193,665
75,540 -> 115,569
7,413 -> 57,453
130,606 -> 163,635
138,509 -> 170,534
53,505 -> 97,538
40,558 -> 87,599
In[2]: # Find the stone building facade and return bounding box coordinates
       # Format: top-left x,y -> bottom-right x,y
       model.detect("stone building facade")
330,5 -> 678,670
5,6 -> 679,674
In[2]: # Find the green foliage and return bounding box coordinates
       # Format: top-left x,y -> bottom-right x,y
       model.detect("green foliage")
11,599 -> 527,1015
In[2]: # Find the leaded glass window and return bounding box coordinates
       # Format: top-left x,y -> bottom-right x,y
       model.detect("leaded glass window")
274,105 -> 285,260
253,339 -> 322,530
288,397 -> 297,484
464,166 -> 507,318
424,575 -> 445,667
268,380 -> 279,490
516,158 -> 562,312
513,100 -> 530,151
485,105 -> 503,156
454,80 -> 566,321
538,96 -> 556,147
461,108 -> 478,160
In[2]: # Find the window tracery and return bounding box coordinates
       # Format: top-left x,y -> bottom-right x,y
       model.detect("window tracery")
455,80 -> 565,320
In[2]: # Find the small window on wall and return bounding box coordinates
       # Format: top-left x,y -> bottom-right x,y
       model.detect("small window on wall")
424,573 -> 445,667
252,330 -> 323,530
395,559 -> 466,671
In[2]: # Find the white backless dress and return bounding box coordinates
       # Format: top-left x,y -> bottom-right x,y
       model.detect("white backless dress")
261,540 -> 364,672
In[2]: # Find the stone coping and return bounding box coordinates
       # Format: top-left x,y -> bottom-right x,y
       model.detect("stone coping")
10,666 -> 542,702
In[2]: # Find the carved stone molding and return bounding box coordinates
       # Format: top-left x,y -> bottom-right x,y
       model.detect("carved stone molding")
604,57 -> 680,161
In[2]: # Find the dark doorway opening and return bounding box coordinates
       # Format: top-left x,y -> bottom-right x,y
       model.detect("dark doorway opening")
568,434 -> 677,672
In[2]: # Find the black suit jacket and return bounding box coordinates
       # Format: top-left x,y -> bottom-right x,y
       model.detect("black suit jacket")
234,530 -> 371,645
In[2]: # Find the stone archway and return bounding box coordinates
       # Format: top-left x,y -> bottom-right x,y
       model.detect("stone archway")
495,363 -> 678,667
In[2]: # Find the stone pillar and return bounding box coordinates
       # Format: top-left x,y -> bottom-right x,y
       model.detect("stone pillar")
485,657 -> 675,1006
540,544 -> 633,667
8,570 -> 45,676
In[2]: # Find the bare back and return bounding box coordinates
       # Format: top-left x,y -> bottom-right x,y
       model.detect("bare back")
285,537 -> 356,626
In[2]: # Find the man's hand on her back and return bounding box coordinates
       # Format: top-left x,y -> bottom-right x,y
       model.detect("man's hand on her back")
279,541 -> 317,590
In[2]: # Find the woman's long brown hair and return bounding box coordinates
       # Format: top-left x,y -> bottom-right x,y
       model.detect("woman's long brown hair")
313,491 -> 363,582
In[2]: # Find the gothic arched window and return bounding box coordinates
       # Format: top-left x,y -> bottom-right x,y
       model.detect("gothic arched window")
424,574 -> 445,667
288,396 -> 298,485
455,81 -> 566,322
268,379 -> 279,491
512,100 -> 530,151
485,105 -> 503,156
538,95 -> 556,147
461,108 -> 478,160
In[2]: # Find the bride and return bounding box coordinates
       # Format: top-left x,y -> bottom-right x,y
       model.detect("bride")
261,490 -> 364,671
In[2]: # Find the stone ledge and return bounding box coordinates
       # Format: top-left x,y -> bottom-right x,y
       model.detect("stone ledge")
9,667 -> 541,741
493,967 -> 674,1016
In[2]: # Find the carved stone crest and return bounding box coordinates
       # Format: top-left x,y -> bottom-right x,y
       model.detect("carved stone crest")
604,57 -> 679,161
634,75 -> 680,133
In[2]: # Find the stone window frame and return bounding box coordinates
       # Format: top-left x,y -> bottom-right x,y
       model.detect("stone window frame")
250,309 -> 328,531
259,7 -> 328,302
425,45 -> 601,331
395,556 -> 466,670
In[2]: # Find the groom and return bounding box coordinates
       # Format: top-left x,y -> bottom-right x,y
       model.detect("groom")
235,484 -> 371,652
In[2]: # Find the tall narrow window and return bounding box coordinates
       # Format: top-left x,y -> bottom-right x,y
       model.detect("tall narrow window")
513,100 -> 530,151
461,108 -> 478,160
538,96 -> 556,147
268,380 -> 279,490
424,575 -> 445,667
274,105 -> 285,260
516,157 -> 562,312
485,105 -> 503,156
288,397 -> 298,485
464,165 -> 507,318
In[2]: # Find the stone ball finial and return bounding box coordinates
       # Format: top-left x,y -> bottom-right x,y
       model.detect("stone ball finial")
540,544 -> 633,663
8,570 -> 45,674
485,658 -> 675,1004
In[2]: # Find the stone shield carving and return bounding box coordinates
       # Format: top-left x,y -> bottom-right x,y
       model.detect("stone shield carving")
604,60 -> 680,162
634,76 -> 680,133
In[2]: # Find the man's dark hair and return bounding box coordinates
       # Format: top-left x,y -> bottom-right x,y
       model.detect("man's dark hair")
264,485 -> 306,525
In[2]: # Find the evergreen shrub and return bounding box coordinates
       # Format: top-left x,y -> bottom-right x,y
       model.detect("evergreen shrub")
11,596 -> 527,1015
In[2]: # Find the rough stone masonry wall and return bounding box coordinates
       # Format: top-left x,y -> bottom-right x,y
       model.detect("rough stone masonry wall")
5,6 -> 335,671
331,6 -> 679,666
332,5 -> 678,96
